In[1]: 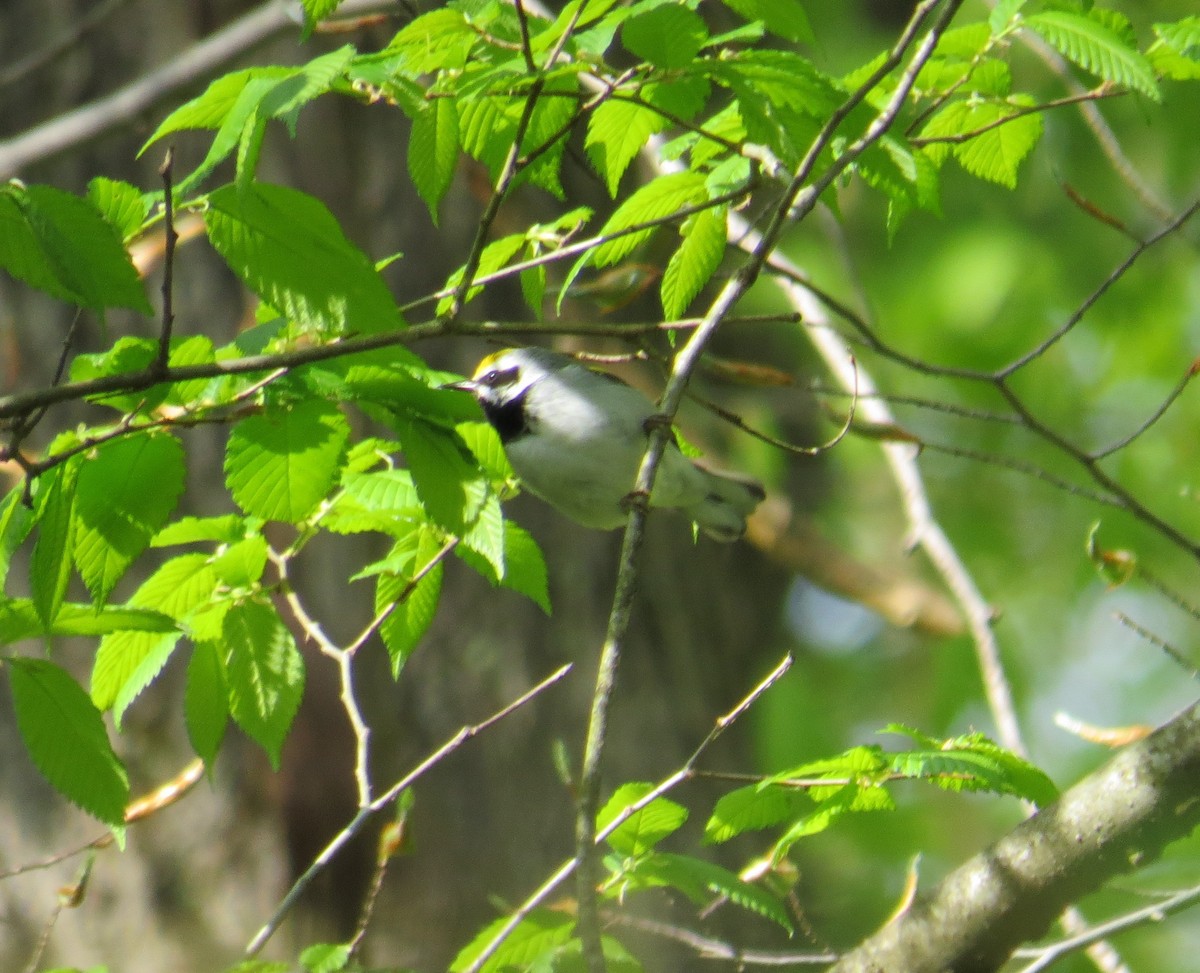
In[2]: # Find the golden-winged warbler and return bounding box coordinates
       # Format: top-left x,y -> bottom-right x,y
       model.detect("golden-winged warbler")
448,347 -> 764,541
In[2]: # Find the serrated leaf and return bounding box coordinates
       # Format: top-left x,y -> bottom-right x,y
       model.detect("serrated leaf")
623,852 -> 793,934
500,522 -> 549,613
223,599 -> 305,768
206,183 -> 403,336
165,334 -> 218,407
152,514 -> 246,547
888,732 -> 1058,807
705,783 -> 811,844
186,641 -> 228,765
210,535 -> 269,588
92,553 -> 218,725
720,0 -> 814,43
0,184 -> 151,313
599,783 -> 688,856
661,205 -> 726,319
387,7 -> 477,75
437,234 -> 526,316
376,552 -> 443,677
622,5 -> 708,69
396,416 -> 486,533
74,433 -> 186,606
1025,11 -> 1160,101
225,399 -> 349,523
953,101 -> 1042,189
409,95 -> 460,222
586,98 -> 669,197
0,487 -> 34,591
8,657 -> 129,830
87,177 -> 149,240
30,460 -> 80,627
450,908 -> 575,973
772,783 -> 894,858
560,171 -> 707,303
0,599 -> 176,646
140,67 -> 293,152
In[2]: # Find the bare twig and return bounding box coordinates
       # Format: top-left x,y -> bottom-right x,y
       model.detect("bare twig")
155,149 -> 178,374
244,663 -> 572,956
1013,880 -> 1200,973
569,5 -> 965,968
465,656 -> 793,973
0,0 -> 397,177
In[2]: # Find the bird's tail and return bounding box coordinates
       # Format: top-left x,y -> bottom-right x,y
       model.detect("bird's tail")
688,465 -> 766,542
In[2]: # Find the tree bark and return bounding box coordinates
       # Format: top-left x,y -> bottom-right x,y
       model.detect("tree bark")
831,699 -> 1200,973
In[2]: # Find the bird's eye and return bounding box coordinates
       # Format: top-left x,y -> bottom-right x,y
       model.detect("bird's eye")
479,365 -> 520,387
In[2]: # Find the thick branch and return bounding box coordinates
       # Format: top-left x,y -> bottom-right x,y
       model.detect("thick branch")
830,698 -> 1200,973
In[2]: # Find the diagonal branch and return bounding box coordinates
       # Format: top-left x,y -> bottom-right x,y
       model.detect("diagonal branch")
829,698 -> 1200,972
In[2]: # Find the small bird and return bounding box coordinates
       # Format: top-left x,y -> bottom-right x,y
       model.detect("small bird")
448,347 -> 764,541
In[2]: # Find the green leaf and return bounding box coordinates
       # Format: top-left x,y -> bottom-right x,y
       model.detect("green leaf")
299,942 -> 353,973
186,641 -> 229,764
387,7 -> 478,74
376,550 -> 443,677
1025,11 -> 1160,101
409,95 -> 460,222
68,337 -> 163,412
74,433 -> 186,606
0,184 -> 151,313
7,657 -> 129,830
164,335 -> 219,407
920,98 -> 1043,189
210,535 -> 269,588
772,782 -> 894,857
457,421 -> 514,482
598,783 -> 688,856
91,553 -> 219,725
885,728 -> 1059,807
0,487 -> 34,591
140,67 -> 293,152
720,0 -> 814,44
396,416 -> 486,533
87,177 -> 149,240
30,460 -> 80,627
223,599 -> 305,768
622,852 -> 793,934
450,909 -> 575,973
586,98 -> 669,198
225,399 -> 350,523
205,183 -> 403,336
152,514 -> 246,547
500,522 -> 550,613
0,599 -> 176,646
561,171 -> 707,302
437,233 -> 526,316
1151,16 -> 1200,80
705,783 -> 812,844
621,5 -> 709,69
661,205 -> 726,319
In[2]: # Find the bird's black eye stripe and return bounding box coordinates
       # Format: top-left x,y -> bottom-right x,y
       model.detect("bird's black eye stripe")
478,365 -> 521,388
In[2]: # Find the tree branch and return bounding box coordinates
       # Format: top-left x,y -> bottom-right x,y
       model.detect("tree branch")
830,698 -> 1200,972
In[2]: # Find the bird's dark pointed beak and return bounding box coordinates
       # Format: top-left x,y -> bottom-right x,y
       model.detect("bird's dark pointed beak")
441,379 -> 478,393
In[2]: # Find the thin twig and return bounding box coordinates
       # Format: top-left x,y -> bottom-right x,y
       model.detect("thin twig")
465,656 -> 793,973
1013,880 -> 1200,973
570,5 -> 964,968
244,663 -> 572,956
0,0 -> 397,178
155,148 -> 178,374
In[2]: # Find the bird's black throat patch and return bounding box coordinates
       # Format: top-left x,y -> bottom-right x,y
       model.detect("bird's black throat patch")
481,386 -> 531,444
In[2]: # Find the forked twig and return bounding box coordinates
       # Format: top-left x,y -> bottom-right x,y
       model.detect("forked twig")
244,663 -> 572,956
